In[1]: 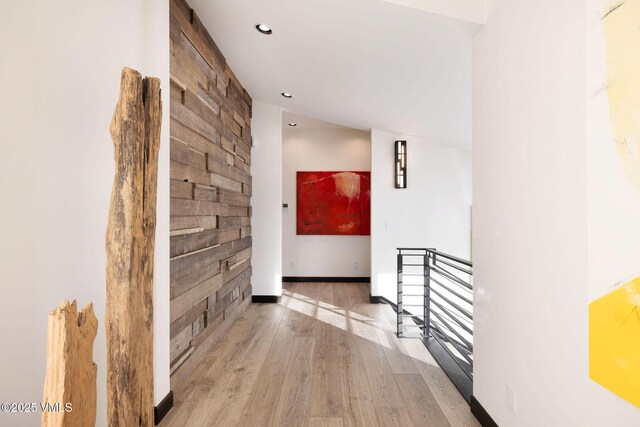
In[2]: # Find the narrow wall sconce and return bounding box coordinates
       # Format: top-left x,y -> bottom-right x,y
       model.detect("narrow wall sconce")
395,140 -> 407,189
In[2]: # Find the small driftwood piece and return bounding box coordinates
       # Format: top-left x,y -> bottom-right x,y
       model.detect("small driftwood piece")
42,300 -> 98,427
106,67 -> 162,426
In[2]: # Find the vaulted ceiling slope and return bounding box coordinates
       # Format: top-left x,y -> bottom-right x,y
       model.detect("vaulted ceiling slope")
189,0 -> 475,150
380,0 -> 485,25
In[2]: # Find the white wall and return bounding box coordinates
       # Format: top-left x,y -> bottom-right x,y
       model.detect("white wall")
0,1 -> 170,426
371,129 -> 472,302
283,128 -> 371,277
251,102 -> 283,296
473,0 -> 640,425
148,0 -> 171,412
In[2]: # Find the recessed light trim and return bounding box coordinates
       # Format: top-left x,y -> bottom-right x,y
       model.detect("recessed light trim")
281,92 -> 293,98
288,123 -> 297,127
256,24 -> 272,35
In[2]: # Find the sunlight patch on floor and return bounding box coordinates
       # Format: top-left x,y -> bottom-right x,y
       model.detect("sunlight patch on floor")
280,287 -> 439,371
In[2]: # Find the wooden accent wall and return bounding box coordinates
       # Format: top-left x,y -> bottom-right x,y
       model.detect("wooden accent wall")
169,0 -> 253,389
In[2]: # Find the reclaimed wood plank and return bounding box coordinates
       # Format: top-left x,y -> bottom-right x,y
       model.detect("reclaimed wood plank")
171,198 -> 227,217
219,216 -> 250,229
218,228 -> 241,244
206,152 -> 252,184
211,173 -> 242,193
170,299 -> 207,337
171,117 -> 220,151
171,261 -> 220,299
171,98 -> 222,144
170,215 -> 218,231
170,137 -> 207,169
171,237 -> 251,279
170,273 -> 222,322
193,184 -> 217,201
170,324 -> 192,363
216,188 -> 249,206
170,160 -> 211,186
171,179 -> 194,200
218,264 -> 252,301
171,1 -> 226,75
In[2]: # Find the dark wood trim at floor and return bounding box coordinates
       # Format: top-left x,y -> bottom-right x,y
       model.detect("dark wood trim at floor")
154,390 -> 174,425
369,294 -> 394,305
284,276 -> 370,283
251,295 -> 282,303
471,395 -> 499,427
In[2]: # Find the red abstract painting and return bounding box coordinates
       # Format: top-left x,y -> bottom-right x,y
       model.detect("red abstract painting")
296,171 -> 371,235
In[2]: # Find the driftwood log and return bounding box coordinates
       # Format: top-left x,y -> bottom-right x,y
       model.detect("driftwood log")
41,300 -> 98,427
106,67 -> 161,426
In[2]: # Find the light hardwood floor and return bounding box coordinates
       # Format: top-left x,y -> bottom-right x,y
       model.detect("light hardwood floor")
160,282 -> 479,427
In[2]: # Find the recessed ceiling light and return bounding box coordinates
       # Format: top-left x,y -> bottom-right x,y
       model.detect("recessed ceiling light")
256,24 -> 272,35
281,92 -> 293,98
288,123 -> 297,127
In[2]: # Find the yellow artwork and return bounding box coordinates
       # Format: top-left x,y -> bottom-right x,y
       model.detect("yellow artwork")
590,278 -> 640,407
589,0 -> 640,407
603,0 -> 640,192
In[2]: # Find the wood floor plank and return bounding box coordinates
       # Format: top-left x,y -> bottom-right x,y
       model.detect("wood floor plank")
310,283 -> 344,418
310,333 -> 344,418
347,289 -> 407,410
238,309 -> 298,426
375,407 -> 416,427
401,339 -> 480,427
330,284 -> 358,359
273,336 -> 316,426
309,417 -> 344,427
340,353 -> 380,427
281,283 -> 316,336
201,361 -> 264,425
199,304 -> 286,425
376,326 -> 420,375
358,337 -> 408,409
396,373 -> 451,427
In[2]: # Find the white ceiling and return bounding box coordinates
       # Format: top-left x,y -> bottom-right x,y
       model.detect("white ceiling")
282,112 -> 354,131
380,0 -> 485,25
189,0 -> 474,150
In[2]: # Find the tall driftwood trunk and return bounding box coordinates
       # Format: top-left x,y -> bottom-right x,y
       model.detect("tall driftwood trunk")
41,301 -> 97,427
106,67 -> 161,427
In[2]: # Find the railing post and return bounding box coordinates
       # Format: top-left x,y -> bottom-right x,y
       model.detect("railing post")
397,250 -> 403,337
423,252 -> 431,338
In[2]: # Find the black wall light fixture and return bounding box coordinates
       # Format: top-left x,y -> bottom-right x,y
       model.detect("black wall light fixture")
395,140 -> 407,189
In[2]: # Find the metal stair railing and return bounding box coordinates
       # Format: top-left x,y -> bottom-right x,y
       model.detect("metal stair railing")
397,247 -> 473,401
